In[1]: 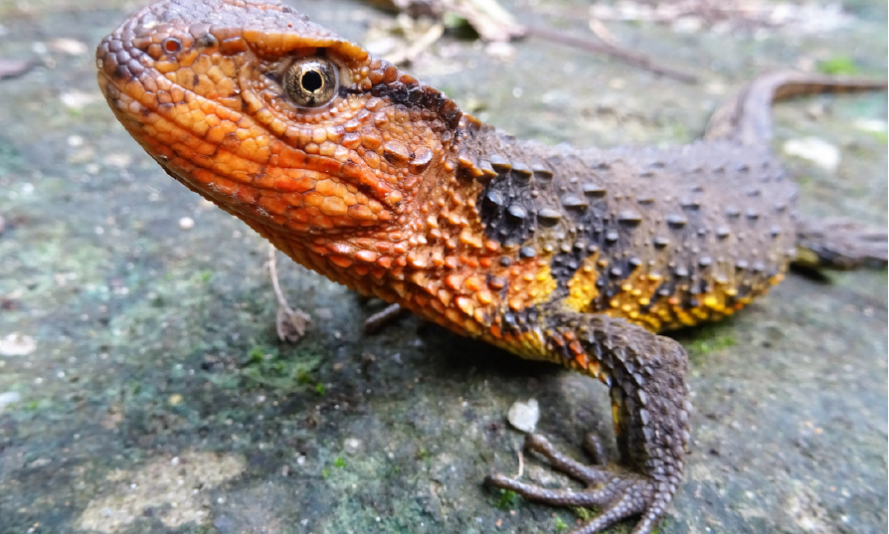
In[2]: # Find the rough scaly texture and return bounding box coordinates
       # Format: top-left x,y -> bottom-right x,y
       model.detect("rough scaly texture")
95,1 -> 887,532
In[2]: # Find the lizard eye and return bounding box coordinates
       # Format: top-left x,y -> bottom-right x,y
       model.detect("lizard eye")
162,38 -> 182,54
283,57 -> 338,108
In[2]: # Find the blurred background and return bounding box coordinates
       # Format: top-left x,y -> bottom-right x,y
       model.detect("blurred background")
0,1 -> 886,533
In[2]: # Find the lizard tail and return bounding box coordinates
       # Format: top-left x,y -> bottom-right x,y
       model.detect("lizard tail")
704,71 -> 887,146
794,217 -> 888,271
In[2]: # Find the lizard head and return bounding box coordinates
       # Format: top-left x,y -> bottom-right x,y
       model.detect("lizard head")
97,0 -> 463,235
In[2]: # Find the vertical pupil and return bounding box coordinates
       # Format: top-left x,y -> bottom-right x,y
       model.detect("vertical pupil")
301,70 -> 323,92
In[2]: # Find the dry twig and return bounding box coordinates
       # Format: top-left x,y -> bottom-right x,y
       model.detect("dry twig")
515,446 -> 524,479
524,25 -> 698,83
364,303 -> 406,333
384,22 -> 445,64
366,0 -> 698,82
0,59 -> 31,80
267,244 -> 311,342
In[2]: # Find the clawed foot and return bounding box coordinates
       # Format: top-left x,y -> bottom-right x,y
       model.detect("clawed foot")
486,433 -> 662,534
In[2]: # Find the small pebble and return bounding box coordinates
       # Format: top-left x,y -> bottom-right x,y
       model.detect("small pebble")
103,153 -> 132,168
485,42 -> 515,61
60,90 -> 102,110
854,119 -> 888,135
507,398 -> 540,433
0,391 -> 22,412
29,457 -> 51,468
0,333 -> 36,356
344,437 -> 362,455
782,137 -> 840,173
48,38 -> 88,55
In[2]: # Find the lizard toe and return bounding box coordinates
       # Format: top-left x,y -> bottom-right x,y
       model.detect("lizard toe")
486,441 -> 660,533
487,433 -> 666,534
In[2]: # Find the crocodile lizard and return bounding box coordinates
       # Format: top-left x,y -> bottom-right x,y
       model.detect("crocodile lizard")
96,1 -> 887,532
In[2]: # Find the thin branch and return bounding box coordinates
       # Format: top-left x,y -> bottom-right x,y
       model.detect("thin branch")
515,446 -> 524,479
384,22 -> 445,64
364,303 -> 406,333
587,17 -> 620,48
0,59 -> 31,80
267,244 -> 311,342
524,25 -> 699,84
364,0 -> 698,83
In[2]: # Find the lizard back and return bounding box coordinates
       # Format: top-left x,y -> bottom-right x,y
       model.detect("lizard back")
463,128 -> 798,332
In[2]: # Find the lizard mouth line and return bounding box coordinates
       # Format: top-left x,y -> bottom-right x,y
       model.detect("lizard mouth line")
97,56 -> 395,231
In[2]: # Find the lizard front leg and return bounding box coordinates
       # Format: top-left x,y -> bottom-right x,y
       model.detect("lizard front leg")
487,308 -> 690,534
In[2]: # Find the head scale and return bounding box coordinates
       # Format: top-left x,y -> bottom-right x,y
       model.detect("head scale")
97,0 -> 463,236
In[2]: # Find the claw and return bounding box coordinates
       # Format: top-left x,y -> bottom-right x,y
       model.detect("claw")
487,433 -> 659,534
569,491 -> 647,534
485,473 -> 615,508
582,432 -> 607,465
523,434 -> 609,484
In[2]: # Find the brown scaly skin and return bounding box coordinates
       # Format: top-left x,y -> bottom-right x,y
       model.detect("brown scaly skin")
96,1 -> 887,532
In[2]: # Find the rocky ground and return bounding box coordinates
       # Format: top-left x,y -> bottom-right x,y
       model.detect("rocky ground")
0,0 -> 886,533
